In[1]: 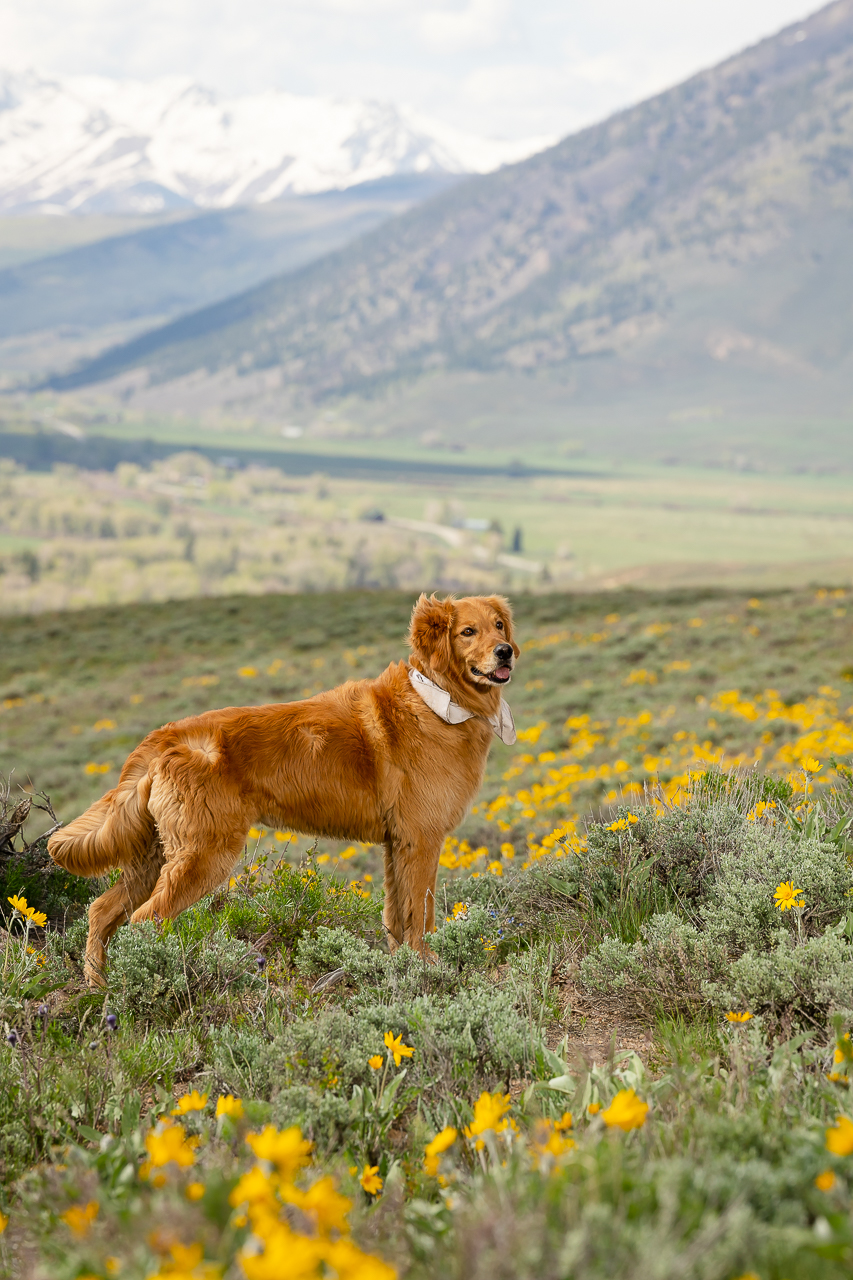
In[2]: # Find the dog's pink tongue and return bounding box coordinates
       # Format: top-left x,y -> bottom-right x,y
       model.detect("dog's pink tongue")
494,665 -> 511,680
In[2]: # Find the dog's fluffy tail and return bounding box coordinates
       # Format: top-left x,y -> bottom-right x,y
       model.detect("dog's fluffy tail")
48,756 -> 155,877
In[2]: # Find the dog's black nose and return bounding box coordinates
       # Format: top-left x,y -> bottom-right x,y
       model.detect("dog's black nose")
495,643 -> 513,661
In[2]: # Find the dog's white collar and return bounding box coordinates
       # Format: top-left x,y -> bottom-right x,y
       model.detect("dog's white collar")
408,667 -> 517,746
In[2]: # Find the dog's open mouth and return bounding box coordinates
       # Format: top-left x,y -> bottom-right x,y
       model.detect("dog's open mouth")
472,665 -> 513,685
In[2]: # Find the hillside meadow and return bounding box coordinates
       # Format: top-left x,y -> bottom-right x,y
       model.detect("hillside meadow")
2,583 -> 853,1278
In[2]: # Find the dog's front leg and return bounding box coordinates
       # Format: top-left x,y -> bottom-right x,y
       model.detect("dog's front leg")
389,836 -> 441,962
382,839 -> 404,952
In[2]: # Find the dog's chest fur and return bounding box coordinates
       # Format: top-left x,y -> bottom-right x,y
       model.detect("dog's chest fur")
366,666 -> 495,836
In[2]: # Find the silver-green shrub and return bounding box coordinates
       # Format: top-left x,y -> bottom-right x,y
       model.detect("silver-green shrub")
108,921 -> 262,1020
580,804 -> 853,1024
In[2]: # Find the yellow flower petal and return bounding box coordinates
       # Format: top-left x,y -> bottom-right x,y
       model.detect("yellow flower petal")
216,1094 -> 244,1119
826,1115 -> 853,1156
360,1164 -> 383,1195
601,1088 -> 649,1132
171,1089 -> 209,1115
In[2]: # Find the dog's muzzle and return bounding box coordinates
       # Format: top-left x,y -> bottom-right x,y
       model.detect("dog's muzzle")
473,643 -> 515,685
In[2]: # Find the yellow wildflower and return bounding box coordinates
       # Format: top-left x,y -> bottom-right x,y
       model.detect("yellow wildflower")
323,1238 -> 397,1280
171,1090 -> 209,1116
725,1011 -> 754,1023
6,894 -> 48,928
815,1169 -> 837,1191
246,1124 -> 313,1177
281,1176 -> 351,1234
587,1102 -> 601,1116
384,1031 -> 415,1066
150,1241 -> 222,1279
532,1121 -> 576,1160
464,1091 -> 511,1138
774,881 -> 804,911
215,1094 -> 244,1119
802,757 -> 821,772
424,1126 -> 458,1175
601,1088 -> 649,1132
368,1055 -> 384,1070
826,1115 -> 853,1156
60,1200 -> 99,1238
185,1182 -> 205,1201
0,1211 -> 7,1234
229,1166 -> 278,1210
240,1224 -> 322,1280
487,861 -> 503,876
360,1164 -> 383,1195
144,1121 -> 198,1170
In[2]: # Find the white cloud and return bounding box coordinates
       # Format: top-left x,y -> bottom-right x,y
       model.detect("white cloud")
0,0 -> 824,140
418,0 -> 511,54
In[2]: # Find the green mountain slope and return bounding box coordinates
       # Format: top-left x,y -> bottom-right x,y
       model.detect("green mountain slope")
50,1 -> 853,430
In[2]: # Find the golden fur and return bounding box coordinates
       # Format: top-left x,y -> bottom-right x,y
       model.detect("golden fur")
48,594 -> 520,988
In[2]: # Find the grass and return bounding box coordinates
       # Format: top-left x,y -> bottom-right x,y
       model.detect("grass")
2,583 -> 853,1277
2,583 -> 851,862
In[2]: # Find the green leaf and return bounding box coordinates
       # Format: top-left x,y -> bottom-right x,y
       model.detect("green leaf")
76,1123 -> 105,1144
546,1073 -> 577,1094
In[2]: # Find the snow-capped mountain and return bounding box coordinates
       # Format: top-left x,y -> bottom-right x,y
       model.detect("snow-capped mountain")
0,70 -> 553,214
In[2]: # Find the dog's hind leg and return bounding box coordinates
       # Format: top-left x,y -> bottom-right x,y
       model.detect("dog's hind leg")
130,753 -> 249,925
84,837 -> 164,988
131,834 -> 245,924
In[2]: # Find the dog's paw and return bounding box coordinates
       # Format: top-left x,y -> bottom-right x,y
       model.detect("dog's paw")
83,962 -> 108,990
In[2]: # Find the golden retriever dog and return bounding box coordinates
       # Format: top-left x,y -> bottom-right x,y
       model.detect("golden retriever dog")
48,593 -> 519,988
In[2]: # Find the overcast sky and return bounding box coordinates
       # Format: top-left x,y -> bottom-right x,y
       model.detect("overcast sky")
1,0 -> 825,139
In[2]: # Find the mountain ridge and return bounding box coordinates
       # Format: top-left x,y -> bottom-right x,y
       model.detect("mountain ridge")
46,0 -> 853,430
0,69 -> 550,215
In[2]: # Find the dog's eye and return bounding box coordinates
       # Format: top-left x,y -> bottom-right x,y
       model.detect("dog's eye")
461,627 -> 476,637
495,620 -> 504,630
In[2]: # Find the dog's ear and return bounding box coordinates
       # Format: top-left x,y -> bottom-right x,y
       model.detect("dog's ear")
484,594 -> 520,658
408,593 -> 456,675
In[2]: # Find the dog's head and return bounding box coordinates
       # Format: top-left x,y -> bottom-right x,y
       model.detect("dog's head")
408,593 -> 519,691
